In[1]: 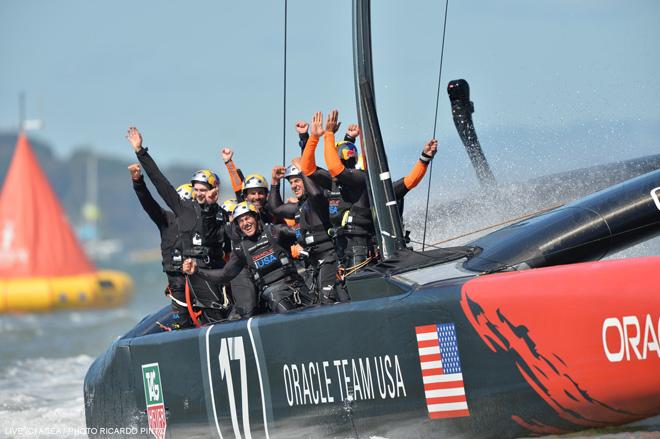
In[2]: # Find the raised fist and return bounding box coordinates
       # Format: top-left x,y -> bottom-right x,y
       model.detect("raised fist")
272,165 -> 286,184
127,163 -> 142,181
221,147 -> 233,163
182,258 -> 197,275
347,124 -> 360,139
423,139 -> 438,157
295,121 -> 309,134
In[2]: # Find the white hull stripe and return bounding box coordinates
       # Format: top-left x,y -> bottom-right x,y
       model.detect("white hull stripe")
423,373 -> 463,384
420,360 -> 443,370
418,346 -> 440,356
425,387 -> 466,398
427,401 -> 469,412
416,332 -> 438,342
248,317 -> 270,439
205,325 -> 223,439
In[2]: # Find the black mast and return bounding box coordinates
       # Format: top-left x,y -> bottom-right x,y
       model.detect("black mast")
352,0 -> 407,259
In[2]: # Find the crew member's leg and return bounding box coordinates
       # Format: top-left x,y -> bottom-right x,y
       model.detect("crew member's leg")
229,268 -> 259,317
165,271 -> 193,328
187,274 -> 231,323
342,235 -> 372,268
260,278 -> 307,313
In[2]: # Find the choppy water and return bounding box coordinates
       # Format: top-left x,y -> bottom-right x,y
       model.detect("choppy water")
0,261 -> 166,439
1,191 -> 659,438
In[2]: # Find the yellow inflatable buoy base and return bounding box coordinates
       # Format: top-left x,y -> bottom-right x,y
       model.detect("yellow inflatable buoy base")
0,270 -> 134,313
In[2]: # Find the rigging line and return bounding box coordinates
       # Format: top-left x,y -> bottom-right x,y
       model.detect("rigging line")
421,0 -> 450,252
281,0 -> 288,200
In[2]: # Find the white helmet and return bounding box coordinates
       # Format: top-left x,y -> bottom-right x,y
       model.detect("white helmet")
284,164 -> 302,180
232,201 -> 259,222
190,169 -> 219,188
242,173 -> 268,192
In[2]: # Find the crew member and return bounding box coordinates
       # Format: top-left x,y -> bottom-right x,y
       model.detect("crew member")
128,164 -> 193,329
268,160 -> 348,303
221,147 -> 280,224
126,127 -> 232,323
183,201 -> 312,313
301,110 -> 438,268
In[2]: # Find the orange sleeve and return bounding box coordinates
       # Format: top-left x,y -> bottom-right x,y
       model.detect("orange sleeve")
224,160 -> 243,193
403,160 -> 429,190
301,135 -> 319,176
324,131 -> 345,177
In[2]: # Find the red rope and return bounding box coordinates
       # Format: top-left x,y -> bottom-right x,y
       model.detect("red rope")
184,276 -> 202,328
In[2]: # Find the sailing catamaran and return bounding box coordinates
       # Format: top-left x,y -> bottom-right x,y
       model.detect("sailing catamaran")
84,1 -> 660,437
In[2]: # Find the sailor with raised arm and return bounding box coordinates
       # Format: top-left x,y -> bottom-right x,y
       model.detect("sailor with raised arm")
128,163 -> 194,329
300,110 -> 439,270
126,127 -> 232,323
220,147 -> 280,225
183,201 -> 313,313
269,157 -> 349,303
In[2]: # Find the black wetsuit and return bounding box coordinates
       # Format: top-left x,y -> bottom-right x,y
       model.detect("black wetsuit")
136,147 -> 231,322
220,218 -> 260,318
230,191 -> 281,317
312,170 -> 415,264
268,176 -> 349,303
195,222 -> 313,313
132,176 -> 188,322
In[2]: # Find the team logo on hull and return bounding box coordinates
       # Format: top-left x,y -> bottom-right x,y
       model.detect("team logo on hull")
602,314 -> 660,362
415,323 -> 470,419
141,363 -> 167,439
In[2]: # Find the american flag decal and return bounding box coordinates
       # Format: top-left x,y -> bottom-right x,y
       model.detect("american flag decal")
415,323 -> 470,419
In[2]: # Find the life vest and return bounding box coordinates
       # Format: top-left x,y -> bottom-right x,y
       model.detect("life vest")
327,181 -> 352,228
160,211 -> 184,272
327,180 -> 374,237
177,202 -> 223,268
297,202 -> 334,252
291,210 -> 303,241
240,224 -> 296,289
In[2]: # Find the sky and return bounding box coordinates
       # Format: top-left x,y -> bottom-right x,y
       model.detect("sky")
1,0 -> 659,196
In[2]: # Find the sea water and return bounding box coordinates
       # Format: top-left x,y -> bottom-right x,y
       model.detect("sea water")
0,261 -> 165,439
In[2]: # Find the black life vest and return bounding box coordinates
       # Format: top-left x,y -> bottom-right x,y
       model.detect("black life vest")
240,224 -> 296,289
327,182 -> 350,228
327,180 -> 374,237
160,211 -> 183,272
297,202 -> 334,252
177,202 -> 223,269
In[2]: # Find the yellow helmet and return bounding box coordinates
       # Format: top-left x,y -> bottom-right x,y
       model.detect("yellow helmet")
242,173 -> 268,192
190,169 -> 219,188
220,198 -> 238,216
176,183 -> 195,200
232,201 -> 258,222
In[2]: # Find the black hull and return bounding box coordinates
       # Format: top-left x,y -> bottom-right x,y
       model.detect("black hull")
84,260 -> 660,438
